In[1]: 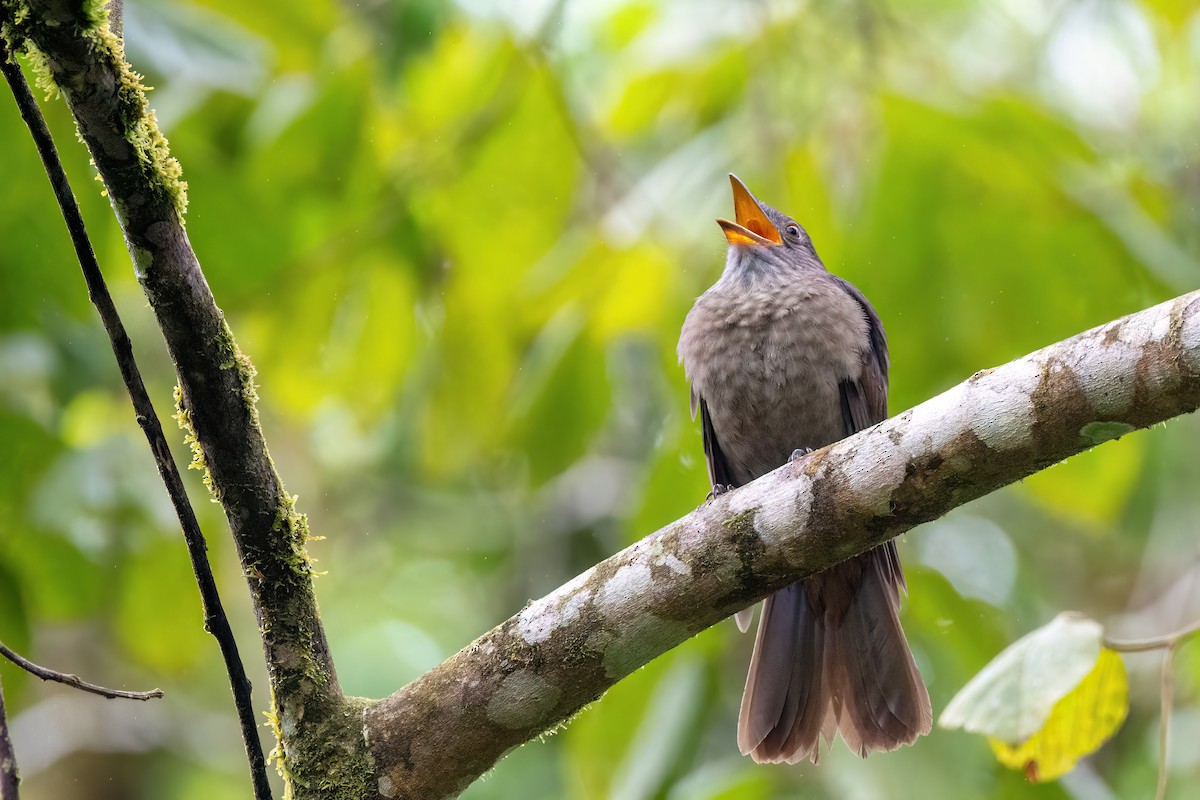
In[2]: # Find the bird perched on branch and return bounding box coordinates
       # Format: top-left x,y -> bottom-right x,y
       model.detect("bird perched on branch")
677,175 -> 931,764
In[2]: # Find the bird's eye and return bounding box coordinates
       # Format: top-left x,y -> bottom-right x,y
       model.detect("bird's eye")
785,224 -> 801,238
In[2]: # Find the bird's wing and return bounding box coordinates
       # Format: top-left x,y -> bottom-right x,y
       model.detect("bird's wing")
832,277 -> 889,431
697,391 -> 737,488
832,277 -> 904,593
695,386 -> 752,631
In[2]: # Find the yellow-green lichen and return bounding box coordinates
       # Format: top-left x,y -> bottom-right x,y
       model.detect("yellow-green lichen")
0,1 -> 56,100
721,509 -> 759,538
267,687 -> 375,800
263,699 -> 294,792
275,493 -> 313,551
213,319 -> 262,413
80,0 -> 106,21
22,43 -> 57,100
0,1 -> 33,58
173,385 -> 221,503
269,490 -> 331,594
128,242 -> 154,282
26,0 -> 188,218
2,0 -> 29,29
89,9 -> 188,218
3,1 -> 188,218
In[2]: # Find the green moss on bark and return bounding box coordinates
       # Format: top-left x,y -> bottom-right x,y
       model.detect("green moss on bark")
2,0 -> 187,218
268,691 -> 374,800
173,385 -> 221,503
721,508 -> 759,539
214,318 -> 262,412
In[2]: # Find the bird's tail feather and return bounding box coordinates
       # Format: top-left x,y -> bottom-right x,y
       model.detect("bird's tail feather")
737,544 -> 931,764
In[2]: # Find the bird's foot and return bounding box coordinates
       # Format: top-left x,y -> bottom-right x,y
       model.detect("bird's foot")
705,484 -> 732,503
788,447 -> 814,463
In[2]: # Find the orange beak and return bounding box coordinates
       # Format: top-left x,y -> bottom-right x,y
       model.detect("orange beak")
717,174 -> 782,247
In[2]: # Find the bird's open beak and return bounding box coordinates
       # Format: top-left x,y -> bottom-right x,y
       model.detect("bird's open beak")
717,174 -> 782,247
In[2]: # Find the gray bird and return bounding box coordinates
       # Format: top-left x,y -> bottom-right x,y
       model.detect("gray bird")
678,175 -> 931,764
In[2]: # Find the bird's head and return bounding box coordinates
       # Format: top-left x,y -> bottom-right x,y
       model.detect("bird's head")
716,174 -> 823,281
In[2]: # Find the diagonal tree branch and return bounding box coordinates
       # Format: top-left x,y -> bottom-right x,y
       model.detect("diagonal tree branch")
362,290 -> 1200,799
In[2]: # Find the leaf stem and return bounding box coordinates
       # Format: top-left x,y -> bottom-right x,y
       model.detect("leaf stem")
1155,641 -> 1175,800
1102,617 -> 1200,653
1103,617 -> 1199,800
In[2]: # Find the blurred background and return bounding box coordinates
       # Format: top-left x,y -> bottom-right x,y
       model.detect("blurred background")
1,0 -> 1199,797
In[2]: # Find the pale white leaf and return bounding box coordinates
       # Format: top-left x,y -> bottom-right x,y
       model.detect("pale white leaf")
939,612 -> 1103,742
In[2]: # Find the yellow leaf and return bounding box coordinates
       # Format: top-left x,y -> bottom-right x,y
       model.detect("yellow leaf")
988,648 -> 1129,782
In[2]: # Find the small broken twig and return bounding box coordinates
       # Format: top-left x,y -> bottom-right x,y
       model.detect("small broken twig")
0,640 -> 162,701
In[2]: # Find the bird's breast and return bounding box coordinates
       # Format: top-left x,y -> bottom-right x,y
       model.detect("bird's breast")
678,278 -> 869,484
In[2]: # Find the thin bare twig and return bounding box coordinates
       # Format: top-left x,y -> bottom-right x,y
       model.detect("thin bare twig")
0,673 -> 19,800
1103,617 -> 1200,800
0,640 -> 161,701
1103,617 -> 1200,653
1156,642 -> 1176,800
0,38 -> 272,800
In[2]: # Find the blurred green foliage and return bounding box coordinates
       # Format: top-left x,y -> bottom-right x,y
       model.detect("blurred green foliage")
2,0 -> 1200,798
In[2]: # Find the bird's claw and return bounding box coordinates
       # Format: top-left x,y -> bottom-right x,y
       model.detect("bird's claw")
789,447 -> 814,463
705,484 -> 732,503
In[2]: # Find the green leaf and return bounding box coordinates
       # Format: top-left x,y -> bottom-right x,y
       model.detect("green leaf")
1079,421 -> 1136,446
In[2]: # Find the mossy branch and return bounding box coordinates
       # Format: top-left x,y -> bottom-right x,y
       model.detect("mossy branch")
3,2 -> 354,795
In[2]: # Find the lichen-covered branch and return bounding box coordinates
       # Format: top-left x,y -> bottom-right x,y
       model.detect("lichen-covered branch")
363,290 -> 1200,799
3,2 -> 357,793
